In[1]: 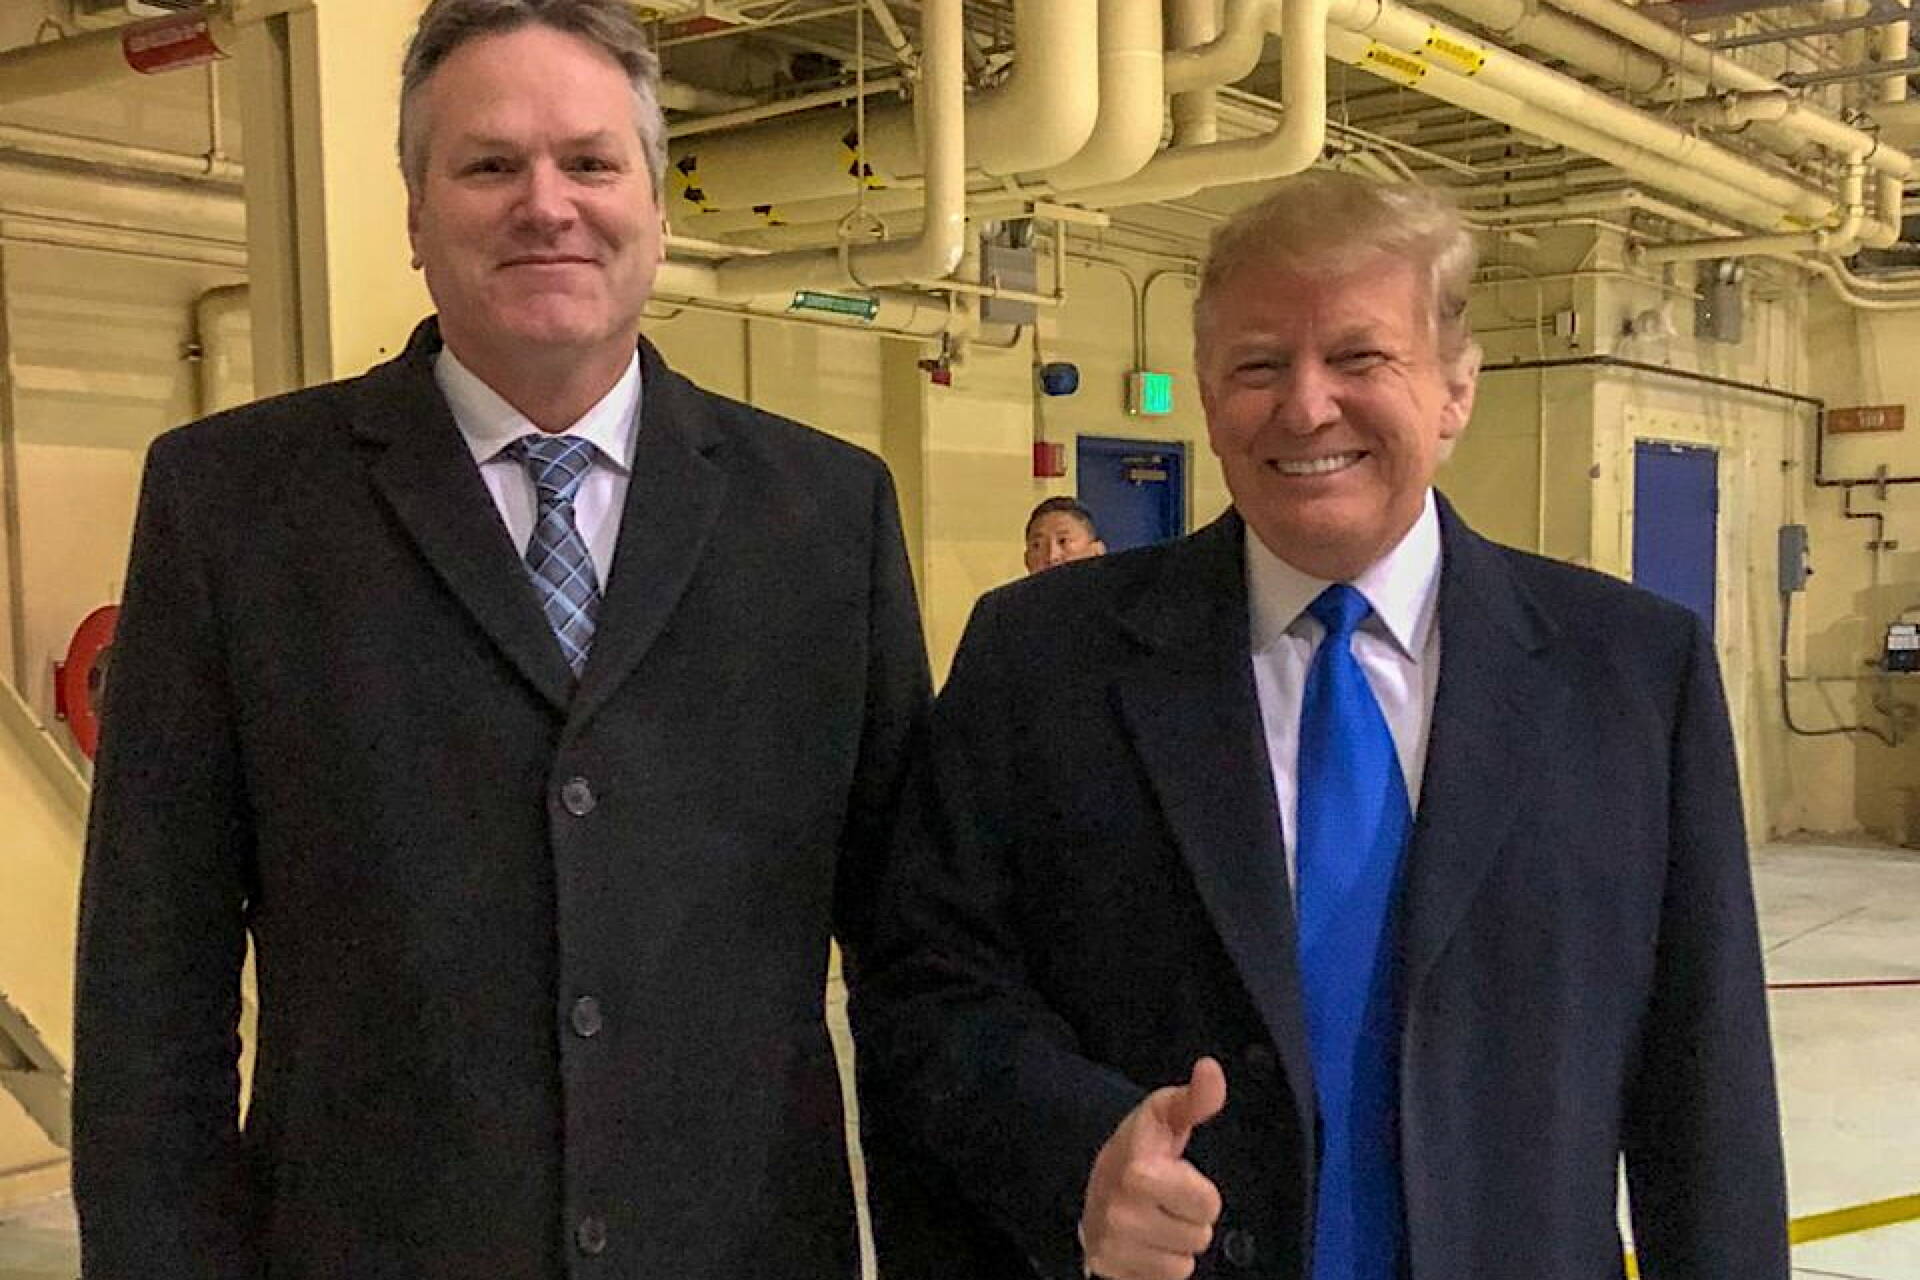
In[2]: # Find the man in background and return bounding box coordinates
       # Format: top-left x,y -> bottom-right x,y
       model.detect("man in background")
857,171 -> 1787,1280
73,2 -> 928,1276
1025,495 -> 1108,574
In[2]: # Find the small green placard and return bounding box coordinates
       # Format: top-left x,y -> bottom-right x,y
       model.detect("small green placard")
789,290 -> 880,321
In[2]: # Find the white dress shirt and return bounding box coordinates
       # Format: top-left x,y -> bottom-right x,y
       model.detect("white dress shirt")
1246,491 -> 1444,886
435,346 -> 641,585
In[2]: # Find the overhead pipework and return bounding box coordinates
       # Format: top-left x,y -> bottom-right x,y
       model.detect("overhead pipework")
636,0 -> 1919,322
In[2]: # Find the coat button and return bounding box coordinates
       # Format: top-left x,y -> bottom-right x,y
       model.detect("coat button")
1222,1228 -> 1257,1268
571,995 -> 604,1038
560,777 -> 596,816
575,1214 -> 607,1255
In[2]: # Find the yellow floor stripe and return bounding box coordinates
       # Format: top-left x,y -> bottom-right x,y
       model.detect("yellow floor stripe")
1789,1191 -> 1920,1246
1622,1190 -> 1920,1277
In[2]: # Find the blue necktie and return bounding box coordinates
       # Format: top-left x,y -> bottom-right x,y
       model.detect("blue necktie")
1295,584 -> 1411,1280
511,434 -> 601,677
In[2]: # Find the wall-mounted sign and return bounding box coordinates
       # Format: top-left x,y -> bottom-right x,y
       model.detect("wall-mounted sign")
1825,404 -> 1905,434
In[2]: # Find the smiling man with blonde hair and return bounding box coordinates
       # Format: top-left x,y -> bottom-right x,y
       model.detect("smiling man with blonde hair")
857,170 -> 1787,1280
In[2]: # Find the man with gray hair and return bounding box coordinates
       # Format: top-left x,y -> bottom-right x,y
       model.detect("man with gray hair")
73,1 -> 929,1276
856,170 -> 1787,1280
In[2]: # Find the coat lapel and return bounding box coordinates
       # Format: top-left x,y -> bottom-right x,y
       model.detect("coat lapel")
1398,499 -> 1565,998
565,339 -> 727,734
1112,513 -> 1318,1126
353,321 -> 574,714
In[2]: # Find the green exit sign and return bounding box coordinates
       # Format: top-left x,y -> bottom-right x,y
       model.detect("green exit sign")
1128,370 -> 1174,416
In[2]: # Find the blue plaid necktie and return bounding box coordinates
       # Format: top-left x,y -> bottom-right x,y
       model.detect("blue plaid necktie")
1295,584 -> 1411,1280
510,434 -> 601,677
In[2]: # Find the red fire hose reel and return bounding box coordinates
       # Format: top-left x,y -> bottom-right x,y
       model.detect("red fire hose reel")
54,605 -> 119,761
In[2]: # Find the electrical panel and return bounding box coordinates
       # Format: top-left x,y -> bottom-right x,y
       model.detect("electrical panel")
1777,524 -> 1811,594
1887,623 -> 1919,673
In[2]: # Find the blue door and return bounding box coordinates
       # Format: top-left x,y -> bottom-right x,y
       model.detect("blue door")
1632,441 -> 1717,635
1076,436 -> 1187,553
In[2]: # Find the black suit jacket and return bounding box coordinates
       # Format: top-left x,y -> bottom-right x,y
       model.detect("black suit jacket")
73,320 -> 931,1279
855,500 -> 1788,1280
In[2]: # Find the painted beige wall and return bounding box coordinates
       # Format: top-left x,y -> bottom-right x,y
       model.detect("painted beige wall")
1796,292 -> 1920,844
3,241 -> 246,742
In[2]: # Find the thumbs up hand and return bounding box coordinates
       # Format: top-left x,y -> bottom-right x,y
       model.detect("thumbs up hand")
1079,1057 -> 1227,1280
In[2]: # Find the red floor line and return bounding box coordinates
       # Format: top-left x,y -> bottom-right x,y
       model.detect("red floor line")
1766,977 -> 1920,990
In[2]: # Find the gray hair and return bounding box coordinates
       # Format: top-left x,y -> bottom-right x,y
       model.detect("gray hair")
1193,171 -> 1478,367
398,0 -> 667,201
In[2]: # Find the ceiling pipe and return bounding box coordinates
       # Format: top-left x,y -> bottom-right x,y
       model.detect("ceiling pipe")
1066,0 -> 1330,208
960,0 -> 1101,175
1327,0 -> 1839,224
1636,163 -> 1867,263
1169,0 -> 1223,145
1039,0 -> 1166,190
661,0 -> 1095,215
1864,0 -> 1909,249
1544,0 -> 1910,180
658,79 -> 756,113
1164,0 -> 1274,93
0,7 -> 239,107
0,153 -> 246,245
1792,255 -> 1920,309
0,122 -> 241,186
192,284 -> 250,418
1420,0 -> 1672,93
668,77 -> 906,140
1321,27 -> 1806,231
1469,187 -> 1742,237
652,259 -> 958,336
707,0 -> 964,298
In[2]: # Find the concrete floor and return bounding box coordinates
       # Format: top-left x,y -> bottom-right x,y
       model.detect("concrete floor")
5,839 -> 1915,1279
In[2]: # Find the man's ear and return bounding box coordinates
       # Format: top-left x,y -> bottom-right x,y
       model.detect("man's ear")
657,212 -> 671,263
406,191 -> 424,271
1439,342 -> 1482,443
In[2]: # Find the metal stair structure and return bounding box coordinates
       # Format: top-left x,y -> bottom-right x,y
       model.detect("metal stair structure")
0,681 -> 86,1156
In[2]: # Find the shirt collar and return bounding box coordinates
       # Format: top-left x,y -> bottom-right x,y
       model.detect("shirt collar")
1245,490 -> 1443,661
434,345 -> 642,474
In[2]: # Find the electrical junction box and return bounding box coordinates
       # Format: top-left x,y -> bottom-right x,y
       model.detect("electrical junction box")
1695,258 -> 1744,344
1127,370 -> 1174,417
1886,623 -> 1920,673
981,241 -> 1038,327
1777,524 -> 1811,594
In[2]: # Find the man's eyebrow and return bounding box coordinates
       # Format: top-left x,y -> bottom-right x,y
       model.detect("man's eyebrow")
447,129 -> 626,149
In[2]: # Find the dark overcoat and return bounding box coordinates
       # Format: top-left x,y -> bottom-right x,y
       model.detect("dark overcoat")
856,501 -> 1788,1280
74,320 -> 931,1279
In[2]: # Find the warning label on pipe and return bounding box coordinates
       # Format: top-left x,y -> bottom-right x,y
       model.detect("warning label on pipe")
1362,44 -> 1428,85
1422,30 -> 1488,76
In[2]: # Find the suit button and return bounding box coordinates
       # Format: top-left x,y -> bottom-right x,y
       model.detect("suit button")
561,777 -> 596,816
575,1214 -> 607,1255
1242,1043 -> 1278,1076
1222,1228 -> 1257,1268
571,996 -> 604,1038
